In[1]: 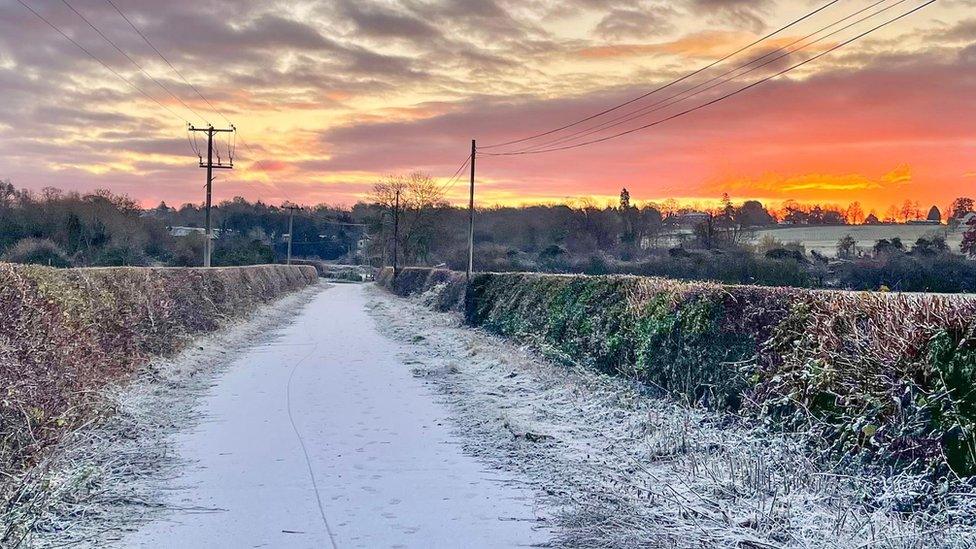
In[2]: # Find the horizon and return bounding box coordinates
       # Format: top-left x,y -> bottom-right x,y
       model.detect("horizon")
8,180 -> 953,222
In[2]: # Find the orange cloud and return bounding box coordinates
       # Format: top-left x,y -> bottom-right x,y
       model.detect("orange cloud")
578,30 -> 752,59
699,166 -> 922,212
253,160 -> 290,172
881,165 -> 913,185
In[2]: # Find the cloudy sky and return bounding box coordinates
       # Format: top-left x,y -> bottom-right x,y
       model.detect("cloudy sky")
0,0 -> 973,214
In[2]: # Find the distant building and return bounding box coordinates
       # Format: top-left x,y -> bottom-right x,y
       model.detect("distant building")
168,226 -> 205,237
356,234 -> 370,262
168,226 -> 221,238
669,211 -> 710,227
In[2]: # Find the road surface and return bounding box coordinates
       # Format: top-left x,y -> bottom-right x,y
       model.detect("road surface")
120,283 -> 545,548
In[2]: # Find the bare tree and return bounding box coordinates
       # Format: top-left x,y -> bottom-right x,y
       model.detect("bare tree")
369,172 -> 445,266
845,201 -> 865,225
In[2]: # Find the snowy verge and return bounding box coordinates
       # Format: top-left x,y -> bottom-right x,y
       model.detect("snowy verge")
367,284 -> 976,548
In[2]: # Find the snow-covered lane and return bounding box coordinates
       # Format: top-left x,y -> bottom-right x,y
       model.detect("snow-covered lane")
120,283 -> 546,548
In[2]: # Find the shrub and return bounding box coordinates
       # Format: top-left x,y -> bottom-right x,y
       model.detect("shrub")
91,240 -> 150,266
625,250 -> 813,288
168,232 -> 206,267
835,253 -> 976,292
212,236 -> 276,266
2,238 -> 71,268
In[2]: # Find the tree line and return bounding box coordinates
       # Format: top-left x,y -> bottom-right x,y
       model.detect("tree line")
365,175 -> 976,293
0,180 -> 361,268
5,174 -> 976,292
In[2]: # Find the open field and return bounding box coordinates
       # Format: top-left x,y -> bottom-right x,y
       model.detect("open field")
751,224 -> 961,256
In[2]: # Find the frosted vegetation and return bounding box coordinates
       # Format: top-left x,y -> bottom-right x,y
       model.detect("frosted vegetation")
381,267 -> 976,545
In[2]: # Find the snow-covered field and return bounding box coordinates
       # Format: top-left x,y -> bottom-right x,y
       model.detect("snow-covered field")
9,282 -> 974,548
751,224 -> 960,256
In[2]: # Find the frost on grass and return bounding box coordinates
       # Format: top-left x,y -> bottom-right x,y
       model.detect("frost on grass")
368,284 -> 976,548
0,286 -> 324,548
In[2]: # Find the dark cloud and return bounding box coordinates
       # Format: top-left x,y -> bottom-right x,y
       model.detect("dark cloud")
98,136 -> 192,156
36,106 -> 138,128
335,0 -> 441,39
941,18 -> 976,41
594,5 -> 679,39
690,0 -> 773,32
961,42 -> 976,63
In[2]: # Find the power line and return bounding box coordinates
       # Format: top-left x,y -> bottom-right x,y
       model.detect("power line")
504,0 -> 898,154
288,239 -> 360,245
503,0 -> 905,154
482,0 -> 936,157
435,155 -> 472,197
15,0 -> 188,124
103,0 -> 435,213
20,0 -> 299,213
103,0 -> 227,126
479,0 -> 843,150
59,0 -> 208,124
61,0 -> 263,207
100,0 -> 291,203
16,0 -> 244,222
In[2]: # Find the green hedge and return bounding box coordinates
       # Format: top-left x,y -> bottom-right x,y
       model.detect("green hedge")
379,267 -> 976,478
0,264 -> 318,474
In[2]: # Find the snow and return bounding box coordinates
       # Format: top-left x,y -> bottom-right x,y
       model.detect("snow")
367,283 -> 976,548
116,283 -> 546,548
19,282 -> 974,548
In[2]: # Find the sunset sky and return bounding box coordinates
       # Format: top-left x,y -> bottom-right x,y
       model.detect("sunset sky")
0,0 -> 973,214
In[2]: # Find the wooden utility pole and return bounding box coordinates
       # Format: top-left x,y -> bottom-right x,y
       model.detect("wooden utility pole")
392,187 -> 400,279
285,205 -> 299,265
189,124 -> 235,267
467,139 -> 476,281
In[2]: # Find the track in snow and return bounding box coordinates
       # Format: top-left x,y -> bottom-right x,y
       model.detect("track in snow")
119,283 -> 546,548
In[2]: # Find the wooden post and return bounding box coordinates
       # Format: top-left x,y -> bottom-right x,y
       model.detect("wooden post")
467,139 -> 476,281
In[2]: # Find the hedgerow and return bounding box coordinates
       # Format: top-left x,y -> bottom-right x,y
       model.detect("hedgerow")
379,267 -> 976,479
377,267 -> 466,311
0,263 -> 317,477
